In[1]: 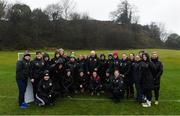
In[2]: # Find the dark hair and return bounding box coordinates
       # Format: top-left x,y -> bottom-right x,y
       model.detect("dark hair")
142,53 -> 150,62
36,51 -> 42,55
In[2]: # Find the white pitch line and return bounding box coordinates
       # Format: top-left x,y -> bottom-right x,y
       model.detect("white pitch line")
0,95 -> 180,102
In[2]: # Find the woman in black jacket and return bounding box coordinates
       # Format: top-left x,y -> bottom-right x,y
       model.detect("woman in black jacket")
151,52 -> 163,105
140,53 -> 154,107
16,52 -> 31,109
110,70 -> 125,102
131,55 -> 142,103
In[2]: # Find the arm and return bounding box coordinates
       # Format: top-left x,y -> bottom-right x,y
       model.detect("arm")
16,61 -> 23,79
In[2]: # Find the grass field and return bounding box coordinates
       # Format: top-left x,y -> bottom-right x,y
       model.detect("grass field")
0,49 -> 180,115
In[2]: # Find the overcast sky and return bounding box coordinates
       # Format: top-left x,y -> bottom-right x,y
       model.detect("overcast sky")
8,0 -> 180,35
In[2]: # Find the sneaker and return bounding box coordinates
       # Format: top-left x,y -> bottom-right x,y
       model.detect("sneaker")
147,100 -> 151,107
142,102 -> 149,108
20,103 -> 28,109
155,101 -> 159,105
22,102 -> 28,107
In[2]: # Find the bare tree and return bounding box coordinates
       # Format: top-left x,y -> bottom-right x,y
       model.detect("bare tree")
44,3 -> 63,21
60,0 -> 76,20
0,0 -> 6,19
69,12 -> 81,20
44,0 -> 76,20
158,23 -> 169,42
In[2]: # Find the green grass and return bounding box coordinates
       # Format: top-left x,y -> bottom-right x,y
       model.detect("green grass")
0,49 -> 180,115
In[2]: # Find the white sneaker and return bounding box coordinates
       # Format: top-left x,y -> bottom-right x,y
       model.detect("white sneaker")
147,100 -> 151,107
142,102 -> 149,107
155,101 -> 159,105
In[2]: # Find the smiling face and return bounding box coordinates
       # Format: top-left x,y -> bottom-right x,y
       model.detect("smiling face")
114,55 -> 118,59
135,55 -> 140,62
129,54 -> 134,61
80,72 -> 84,77
70,57 -> 75,62
106,72 -> 110,77
92,72 -> 97,77
44,75 -> 50,81
90,51 -> 96,57
36,53 -> 42,59
122,53 -> 127,60
143,54 -> 147,61
67,71 -> 71,76
114,70 -> 119,77
24,55 -> 31,61
151,53 -> 158,59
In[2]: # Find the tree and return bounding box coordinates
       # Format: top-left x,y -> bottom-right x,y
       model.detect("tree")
60,0 -> 76,20
69,12 -> 81,20
32,8 -> 49,21
165,33 -> 180,49
7,3 -> 31,23
158,23 -> 169,42
44,3 -> 63,21
110,0 -> 136,24
0,0 -> 6,19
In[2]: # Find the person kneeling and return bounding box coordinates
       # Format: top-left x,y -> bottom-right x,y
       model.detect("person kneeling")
89,70 -> 101,96
36,71 -> 55,107
110,70 -> 125,102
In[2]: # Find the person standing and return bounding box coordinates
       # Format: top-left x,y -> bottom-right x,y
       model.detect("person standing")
151,52 -> 163,105
16,51 -> 31,109
30,51 -> 45,99
140,53 -> 154,107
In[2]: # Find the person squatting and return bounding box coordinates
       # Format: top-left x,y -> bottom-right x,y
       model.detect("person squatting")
16,48 -> 163,109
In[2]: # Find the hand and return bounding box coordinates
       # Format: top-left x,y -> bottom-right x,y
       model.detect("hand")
31,79 -> 34,83
49,94 -> 52,98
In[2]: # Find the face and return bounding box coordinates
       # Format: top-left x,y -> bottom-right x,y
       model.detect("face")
151,53 -> 158,59
109,56 -> 112,60
59,64 -> 63,69
122,54 -> 127,60
70,57 -> 75,62
143,55 -> 147,61
44,57 -> 49,61
24,56 -> 31,61
129,54 -> 134,60
100,56 -> 105,60
80,72 -> 84,77
135,55 -> 140,61
67,71 -> 71,76
59,50 -> 64,56
92,72 -> 97,77
114,70 -> 119,77
91,52 -> 96,57
79,55 -> 83,60
114,55 -> 118,59
84,55 -> 88,59
44,75 -> 50,81
36,53 -> 42,59
106,72 -> 110,77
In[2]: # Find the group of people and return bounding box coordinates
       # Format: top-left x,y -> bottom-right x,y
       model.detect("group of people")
16,48 -> 163,109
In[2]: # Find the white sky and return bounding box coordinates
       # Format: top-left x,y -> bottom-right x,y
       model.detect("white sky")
7,0 -> 180,34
